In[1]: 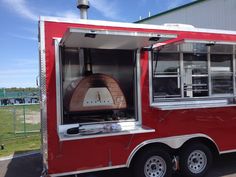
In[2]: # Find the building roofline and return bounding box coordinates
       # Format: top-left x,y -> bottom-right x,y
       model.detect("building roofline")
135,0 -> 207,23
39,16 -> 236,36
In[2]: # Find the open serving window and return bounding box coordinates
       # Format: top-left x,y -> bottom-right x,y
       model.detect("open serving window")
150,39 -> 236,110
55,28 -> 176,140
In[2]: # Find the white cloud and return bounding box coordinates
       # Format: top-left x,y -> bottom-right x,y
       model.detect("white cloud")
1,0 -> 123,21
89,0 -> 121,20
0,79 -> 36,88
21,27 -> 37,35
0,69 -> 37,76
1,0 -> 80,21
9,33 -> 37,41
0,58 -> 38,72
55,10 -> 80,19
0,66 -> 38,87
1,0 -> 38,21
17,58 -> 38,65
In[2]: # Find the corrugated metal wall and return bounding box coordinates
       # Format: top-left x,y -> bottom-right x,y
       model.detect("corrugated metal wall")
141,0 -> 236,31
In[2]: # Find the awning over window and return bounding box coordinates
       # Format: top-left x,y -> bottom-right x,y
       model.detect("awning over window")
60,28 -> 177,49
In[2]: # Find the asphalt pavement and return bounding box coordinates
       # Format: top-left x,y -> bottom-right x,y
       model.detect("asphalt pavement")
0,152 -> 42,177
0,152 -> 236,177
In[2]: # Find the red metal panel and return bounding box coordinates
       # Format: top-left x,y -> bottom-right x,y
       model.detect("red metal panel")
43,20 -> 236,175
140,43 -> 236,151
43,21 -> 150,174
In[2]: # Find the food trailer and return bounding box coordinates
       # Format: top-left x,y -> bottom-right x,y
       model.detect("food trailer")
39,6 -> 236,177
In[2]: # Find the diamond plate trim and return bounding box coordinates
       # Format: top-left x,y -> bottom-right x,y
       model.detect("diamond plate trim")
39,20 -> 48,169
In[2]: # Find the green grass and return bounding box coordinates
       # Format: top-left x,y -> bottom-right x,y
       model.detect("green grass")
0,135 -> 40,157
0,104 -> 41,157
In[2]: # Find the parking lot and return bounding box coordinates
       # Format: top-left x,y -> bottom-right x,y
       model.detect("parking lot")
0,152 -> 236,177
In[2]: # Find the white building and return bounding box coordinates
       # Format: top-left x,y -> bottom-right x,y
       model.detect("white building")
137,0 -> 236,31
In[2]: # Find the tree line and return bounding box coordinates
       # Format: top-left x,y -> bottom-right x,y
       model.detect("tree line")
0,87 -> 39,93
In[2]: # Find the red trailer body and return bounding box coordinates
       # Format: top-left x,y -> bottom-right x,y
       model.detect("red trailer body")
39,16 -> 236,177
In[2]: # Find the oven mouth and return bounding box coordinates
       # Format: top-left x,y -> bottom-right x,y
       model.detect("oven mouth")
64,73 -> 127,112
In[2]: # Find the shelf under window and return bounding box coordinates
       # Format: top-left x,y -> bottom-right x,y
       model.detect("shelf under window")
151,97 -> 236,110
184,83 -> 207,86
184,89 -> 209,92
58,122 -> 155,141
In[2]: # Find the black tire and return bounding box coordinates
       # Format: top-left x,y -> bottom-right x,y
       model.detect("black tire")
180,143 -> 213,177
133,148 -> 172,177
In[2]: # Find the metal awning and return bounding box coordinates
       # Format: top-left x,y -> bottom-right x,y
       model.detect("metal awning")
60,28 -> 177,49
184,39 -> 236,45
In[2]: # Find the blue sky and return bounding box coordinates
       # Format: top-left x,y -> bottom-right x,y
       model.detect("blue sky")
0,0 -> 194,88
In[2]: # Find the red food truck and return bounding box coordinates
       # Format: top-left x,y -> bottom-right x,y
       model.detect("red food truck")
39,5 -> 236,177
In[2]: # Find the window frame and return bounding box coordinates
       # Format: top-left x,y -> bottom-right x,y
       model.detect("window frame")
210,53 -> 234,95
149,41 -> 236,110
152,51 -> 181,99
234,45 -> 236,95
182,47 -> 209,98
54,38 -> 155,141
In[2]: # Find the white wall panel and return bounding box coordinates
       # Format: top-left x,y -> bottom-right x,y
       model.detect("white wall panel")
141,0 -> 236,31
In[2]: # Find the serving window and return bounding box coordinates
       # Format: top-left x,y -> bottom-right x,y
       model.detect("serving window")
61,48 -> 136,124
151,42 -> 236,110
54,28 -> 176,139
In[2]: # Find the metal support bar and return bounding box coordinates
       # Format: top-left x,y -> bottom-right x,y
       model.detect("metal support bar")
180,45 -> 184,98
54,38 -> 63,128
148,51 -> 153,105
137,49 -> 142,125
207,46 -> 212,96
13,106 -> 16,134
233,45 -> 236,95
23,104 -> 26,136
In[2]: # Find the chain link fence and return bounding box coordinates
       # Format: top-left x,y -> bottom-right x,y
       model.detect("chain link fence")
0,103 -> 40,150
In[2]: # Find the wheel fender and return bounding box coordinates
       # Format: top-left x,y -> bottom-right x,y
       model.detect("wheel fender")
126,133 -> 219,167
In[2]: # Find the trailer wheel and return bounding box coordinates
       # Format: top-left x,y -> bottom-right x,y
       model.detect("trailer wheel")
180,143 -> 212,177
133,148 -> 172,177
